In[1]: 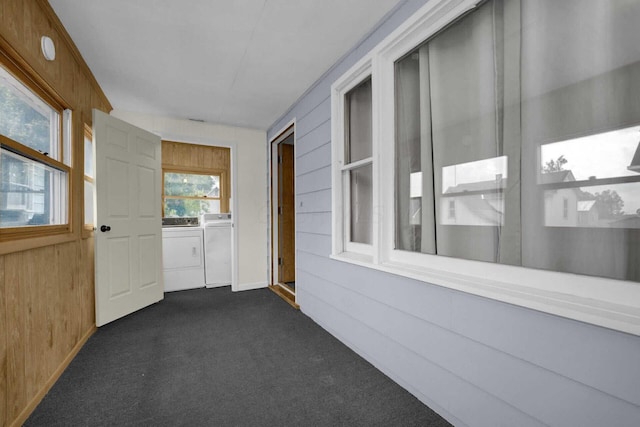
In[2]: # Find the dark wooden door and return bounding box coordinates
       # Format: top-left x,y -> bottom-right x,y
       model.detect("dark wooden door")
278,143 -> 295,284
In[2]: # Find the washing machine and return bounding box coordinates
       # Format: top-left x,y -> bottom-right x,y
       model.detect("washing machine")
162,217 -> 205,292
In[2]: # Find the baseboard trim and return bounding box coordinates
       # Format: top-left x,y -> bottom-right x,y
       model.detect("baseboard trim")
269,284 -> 300,309
235,281 -> 268,292
10,325 -> 97,427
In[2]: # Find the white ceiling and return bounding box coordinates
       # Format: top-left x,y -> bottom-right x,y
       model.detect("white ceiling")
49,0 -> 402,130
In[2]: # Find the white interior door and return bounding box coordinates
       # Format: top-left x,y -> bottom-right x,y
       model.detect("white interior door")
93,109 -> 163,327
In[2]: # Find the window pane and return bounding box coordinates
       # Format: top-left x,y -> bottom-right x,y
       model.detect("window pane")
164,198 -> 220,218
395,48 -> 435,253
0,66 -> 59,159
349,164 -> 372,244
544,183 -> 640,229
164,172 -> 220,197
84,133 -> 93,178
84,180 -> 94,225
0,149 -> 66,227
345,78 -> 372,163
394,0 -> 518,263
540,126 -> 640,181
521,0 -> 640,281
440,157 -> 507,226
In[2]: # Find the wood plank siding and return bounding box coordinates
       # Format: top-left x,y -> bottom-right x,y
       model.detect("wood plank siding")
266,1 -> 640,426
0,1 -> 111,425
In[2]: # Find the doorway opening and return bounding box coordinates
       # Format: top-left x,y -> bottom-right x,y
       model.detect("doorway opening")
269,124 -> 298,308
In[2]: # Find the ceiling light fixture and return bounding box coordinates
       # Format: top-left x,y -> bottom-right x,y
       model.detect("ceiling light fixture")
41,36 -> 56,61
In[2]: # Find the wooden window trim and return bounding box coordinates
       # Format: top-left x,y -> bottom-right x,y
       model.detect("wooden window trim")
162,168 -> 229,216
0,49 -> 74,250
82,124 -> 94,239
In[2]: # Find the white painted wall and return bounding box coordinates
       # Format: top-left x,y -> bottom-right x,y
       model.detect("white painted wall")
111,110 -> 268,289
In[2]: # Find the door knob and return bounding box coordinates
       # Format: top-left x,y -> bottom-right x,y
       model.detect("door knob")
100,225 -> 111,232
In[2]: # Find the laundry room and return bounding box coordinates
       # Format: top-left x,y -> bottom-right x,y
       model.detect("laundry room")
103,114 -> 270,296
160,140 -> 233,293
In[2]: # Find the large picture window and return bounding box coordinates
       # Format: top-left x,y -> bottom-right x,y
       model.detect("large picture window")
392,0 -> 640,281
0,59 -> 70,235
332,0 -> 640,334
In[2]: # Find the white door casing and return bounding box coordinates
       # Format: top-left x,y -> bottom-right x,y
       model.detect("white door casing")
94,109 -> 163,327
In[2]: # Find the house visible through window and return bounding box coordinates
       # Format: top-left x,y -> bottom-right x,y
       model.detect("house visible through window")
0,61 -> 69,232
331,0 -> 640,334
163,171 -> 222,217
390,0 -> 640,281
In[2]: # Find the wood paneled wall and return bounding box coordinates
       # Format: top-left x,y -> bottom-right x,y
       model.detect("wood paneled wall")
162,140 -> 232,213
0,1 -> 111,426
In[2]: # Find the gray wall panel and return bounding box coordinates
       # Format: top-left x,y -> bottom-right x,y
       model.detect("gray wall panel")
297,96 -> 331,138
299,282 -> 546,427
296,251 -> 454,329
296,189 -> 331,214
301,267 -> 640,427
452,292 -> 640,407
296,232 -> 331,257
267,0 -> 640,425
296,212 -> 331,236
296,142 -> 331,176
296,120 -> 331,158
297,165 -> 331,195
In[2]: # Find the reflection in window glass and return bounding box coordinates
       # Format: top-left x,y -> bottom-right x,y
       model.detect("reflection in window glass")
389,0 -> 640,281
442,156 -> 507,193
521,0 -> 640,281
394,0 -> 515,263
545,183 -> 640,228
540,126 -> 640,180
0,149 -> 66,227
440,157 -> 507,226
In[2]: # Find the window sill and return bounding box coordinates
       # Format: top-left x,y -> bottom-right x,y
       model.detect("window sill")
0,231 -> 76,255
82,226 -> 95,239
330,251 -> 640,336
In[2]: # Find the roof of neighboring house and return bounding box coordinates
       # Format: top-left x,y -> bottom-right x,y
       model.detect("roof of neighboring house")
444,177 -> 507,194
540,170 -> 576,184
628,141 -> 640,173
577,200 -> 596,211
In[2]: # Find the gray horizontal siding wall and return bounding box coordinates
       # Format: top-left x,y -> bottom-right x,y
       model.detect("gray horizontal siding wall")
268,1 -> 640,426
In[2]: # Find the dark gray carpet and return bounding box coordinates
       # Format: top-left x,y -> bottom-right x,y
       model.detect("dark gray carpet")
27,287 -> 451,427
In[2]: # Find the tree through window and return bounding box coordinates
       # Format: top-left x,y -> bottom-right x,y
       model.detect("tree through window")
163,171 -> 222,217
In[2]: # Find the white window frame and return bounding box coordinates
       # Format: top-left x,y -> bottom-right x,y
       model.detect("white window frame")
331,57 -> 378,260
330,0 -> 640,335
